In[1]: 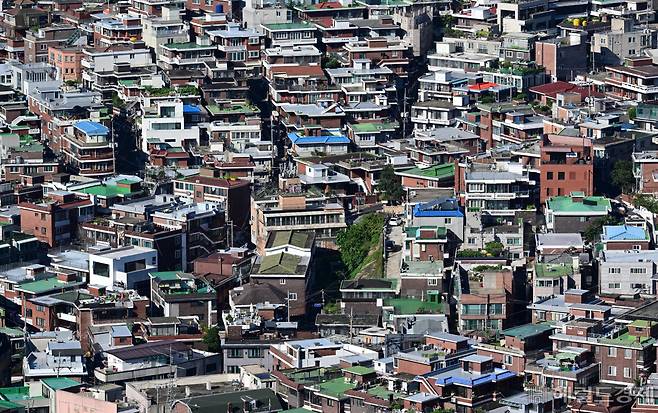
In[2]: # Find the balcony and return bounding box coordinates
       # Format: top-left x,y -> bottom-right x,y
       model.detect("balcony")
57,312 -> 77,323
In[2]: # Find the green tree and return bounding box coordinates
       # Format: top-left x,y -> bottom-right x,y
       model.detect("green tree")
485,241 -> 505,257
611,159 -> 635,194
202,326 -> 221,353
336,213 -> 385,275
583,216 -> 621,243
628,106 -> 637,120
379,165 -> 404,202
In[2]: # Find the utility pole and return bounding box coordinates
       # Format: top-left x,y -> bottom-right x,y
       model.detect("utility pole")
286,290 -> 290,323
349,308 -> 353,344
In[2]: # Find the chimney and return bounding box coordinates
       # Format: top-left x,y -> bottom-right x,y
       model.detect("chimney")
57,272 -> 76,282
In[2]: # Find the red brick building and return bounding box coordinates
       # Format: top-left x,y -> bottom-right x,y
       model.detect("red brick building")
540,134 -> 594,204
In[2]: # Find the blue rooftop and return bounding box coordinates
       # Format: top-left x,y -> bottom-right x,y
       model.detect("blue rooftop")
74,121 -> 109,136
413,199 -> 463,218
183,104 -> 201,114
288,132 -> 350,145
602,225 -> 648,241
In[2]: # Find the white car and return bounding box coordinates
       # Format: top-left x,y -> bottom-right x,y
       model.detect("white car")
389,217 -> 400,226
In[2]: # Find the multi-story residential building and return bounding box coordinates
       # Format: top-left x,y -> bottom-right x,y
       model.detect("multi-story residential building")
140,99 -> 201,153
454,266 -> 515,333
475,323 -> 554,375
171,169 -> 251,228
208,24 -> 263,72
550,317 -> 656,386
92,14 -> 143,47
250,230 -> 314,317
23,25 -> 81,64
633,151 -> 658,194
88,245 -> 158,294
141,7 -> 189,56
602,225 -> 651,251
343,37 -> 411,78
151,201 -> 226,270
593,18 -> 657,67
606,57 -> 658,102
413,355 -> 521,412
94,340 -> 220,384
497,0 -> 552,33
455,160 -> 538,229
27,85 -> 105,143
48,45 -> 84,82
150,271 -> 216,326
525,347 -> 600,400
428,42 -> 497,73
599,250 -> 658,296
545,193 -> 611,233
535,34 -> 588,82
251,191 -> 347,253
261,22 -> 316,48
60,120 -> 115,178
18,191 -> 94,247
159,37 -> 217,71
539,134 -> 594,204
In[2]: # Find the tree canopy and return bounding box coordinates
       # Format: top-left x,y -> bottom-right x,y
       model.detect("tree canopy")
379,165 -> 404,202
611,159 -> 635,194
202,326 -> 221,353
336,213 -> 385,275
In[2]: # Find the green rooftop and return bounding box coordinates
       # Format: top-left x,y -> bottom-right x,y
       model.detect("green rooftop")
79,182 -> 140,198
162,41 -> 216,50
349,122 -> 397,133
41,377 -> 81,391
630,320 -> 654,328
0,327 -> 23,338
257,252 -> 304,275
270,230 -> 313,249
383,297 -> 444,315
546,195 -> 611,213
316,378 -> 356,399
16,277 -> 82,295
502,323 -> 554,339
206,103 -> 260,116
150,271 -> 189,281
367,385 -> 400,400
343,366 -> 375,375
600,331 -> 655,348
535,262 -> 573,279
396,163 -> 455,181
0,386 -> 29,402
0,400 -> 24,412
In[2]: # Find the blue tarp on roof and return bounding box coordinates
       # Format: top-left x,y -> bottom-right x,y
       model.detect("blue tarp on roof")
413,199 -> 464,218
288,132 -> 350,145
74,121 -> 109,136
183,104 -> 201,114
602,225 -> 647,241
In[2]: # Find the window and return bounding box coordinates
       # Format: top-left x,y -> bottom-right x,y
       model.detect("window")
427,278 -> 437,286
93,262 -> 110,277
557,172 -> 565,180
608,366 -> 616,376
227,365 -> 240,373
36,318 -> 45,327
503,354 -> 513,365
36,305 -> 44,312
547,172 -> 553,180
247,348 -> 262,358
608,347 -> 617,357
608,283 -> 621,289
280,279 -> 286,285
624,367 -> 631,378
326,400 -> 334,407
608,268 -> 621,274
227,349 -> 243,358
248,50 -> 260,58
630,268 -> 647,274
467,237 -> 476,245
624,349 -> 632,359
249,37 -> 259,44
288,292 -> 298,301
